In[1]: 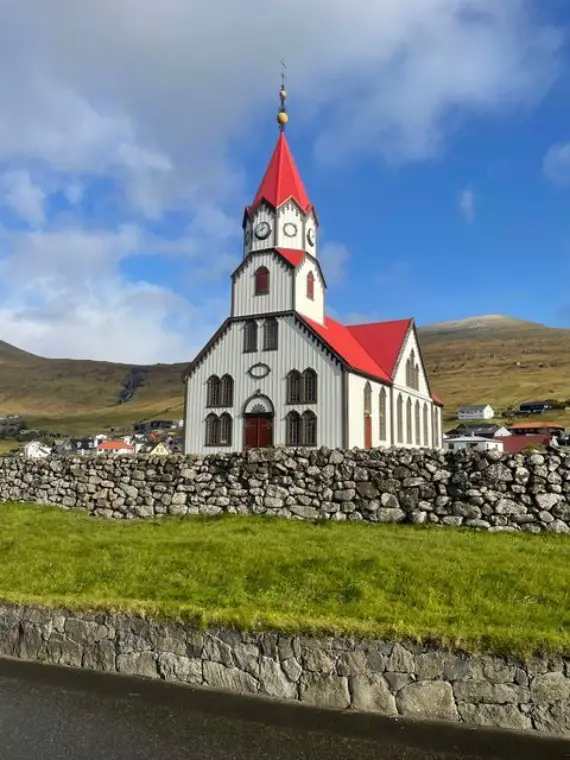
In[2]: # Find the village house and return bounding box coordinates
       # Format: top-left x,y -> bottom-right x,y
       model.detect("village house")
457,404 -> 494,421
96,440 -> 135,455
182,87 -> 443,454
444,436 -> 504,453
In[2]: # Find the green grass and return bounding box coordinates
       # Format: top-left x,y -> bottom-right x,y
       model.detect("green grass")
1,504 -> 570,658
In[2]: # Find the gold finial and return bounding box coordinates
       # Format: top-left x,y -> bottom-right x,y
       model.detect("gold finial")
277,59 -> 288,132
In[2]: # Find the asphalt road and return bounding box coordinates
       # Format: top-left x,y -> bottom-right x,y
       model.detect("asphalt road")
0,659 -> 569,760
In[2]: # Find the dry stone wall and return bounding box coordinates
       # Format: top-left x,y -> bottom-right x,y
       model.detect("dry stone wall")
1,447 -> 570,533
1,603 -> 569,736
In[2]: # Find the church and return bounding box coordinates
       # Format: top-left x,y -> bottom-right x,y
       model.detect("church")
183,86 -> 443,454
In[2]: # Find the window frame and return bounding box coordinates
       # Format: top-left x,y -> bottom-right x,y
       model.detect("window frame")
254,266 -> 270,296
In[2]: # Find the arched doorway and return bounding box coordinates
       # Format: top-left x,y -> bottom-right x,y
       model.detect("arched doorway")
243,394 -> 274,448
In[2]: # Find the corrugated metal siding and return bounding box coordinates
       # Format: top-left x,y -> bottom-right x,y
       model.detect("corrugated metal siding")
294,256 -> 324,324
244,204 -> 318,259
246,206 -> 277,253
184,315 -> 343,454
276,201 -> 305,250
232,252 -> 293,317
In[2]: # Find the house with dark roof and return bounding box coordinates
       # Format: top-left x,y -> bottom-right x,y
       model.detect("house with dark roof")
182,86 -> 443,453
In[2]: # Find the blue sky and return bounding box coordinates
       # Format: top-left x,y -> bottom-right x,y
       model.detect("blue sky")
0,1 -> 569,363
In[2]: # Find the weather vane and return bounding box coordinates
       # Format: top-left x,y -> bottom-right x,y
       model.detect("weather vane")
277,59 -> 288,132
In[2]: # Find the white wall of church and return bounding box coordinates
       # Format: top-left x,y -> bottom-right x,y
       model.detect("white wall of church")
232,252 -> 293,317
347,374 -> 392,449
294,256 -> 324,324
184,315 -> 344,454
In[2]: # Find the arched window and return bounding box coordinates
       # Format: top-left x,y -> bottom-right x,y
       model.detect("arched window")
364,382 -> 372,415
286,411 -> 301,446
302,411 -> 317,447
406,397 -> 412,444
205,413 -> 219,446
423,402 -> 429,446
433,406 -> 440,447
219,414 -> 233,446
220,375 -> 234,407
415,399 -> 421,445
397,394 -> 403,444
206,375 -> 221,407
405,358 -> 411,387
243,320 -> 258,353
263,318 -> 278,351
379,388 -> 387,441
414,363 -> 420,390
306,271 -> 315,300
254,266 -> 269,295
287,370 -> 302,404
302,369 -> 318,404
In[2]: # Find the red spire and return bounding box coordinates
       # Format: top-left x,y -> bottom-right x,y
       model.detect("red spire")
249,132 -> 313,214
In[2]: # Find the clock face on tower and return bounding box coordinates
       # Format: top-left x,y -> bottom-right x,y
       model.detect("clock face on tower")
307,228 -> 315,246
283,222 -> 297,237
255,221 -> 272,240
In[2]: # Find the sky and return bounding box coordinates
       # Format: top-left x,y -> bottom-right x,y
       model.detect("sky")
0,1 -> 570,364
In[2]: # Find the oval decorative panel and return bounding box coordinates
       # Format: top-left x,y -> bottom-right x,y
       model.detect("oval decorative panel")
247,363 -> 271,379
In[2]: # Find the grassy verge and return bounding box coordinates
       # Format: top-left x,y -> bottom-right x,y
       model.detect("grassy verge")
1,503 -> 569,658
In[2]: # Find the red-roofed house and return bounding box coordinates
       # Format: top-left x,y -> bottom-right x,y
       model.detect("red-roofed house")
97,440 -> 135,455
182,90 -> 443,453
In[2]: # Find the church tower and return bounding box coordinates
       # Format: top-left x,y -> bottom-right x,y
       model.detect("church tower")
232,82 -> 326,325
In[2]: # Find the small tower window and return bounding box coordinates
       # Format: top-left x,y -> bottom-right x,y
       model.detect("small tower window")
243,320 -> 258,353
254,266 -> 270,296
306,271 -> 315,300
263,318 -> 278,351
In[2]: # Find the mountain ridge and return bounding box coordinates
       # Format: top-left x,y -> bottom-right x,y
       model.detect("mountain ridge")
1,314 -> 570,433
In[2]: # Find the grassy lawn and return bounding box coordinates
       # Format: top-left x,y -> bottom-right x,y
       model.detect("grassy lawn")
1,503 -> 569,658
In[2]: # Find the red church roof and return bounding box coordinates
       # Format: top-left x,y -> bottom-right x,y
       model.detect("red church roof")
347,320 -> 412,377
300,315 -> 392,383
249,133 -> 313,214
275,248 -> 305,267
300,314 -> 443,406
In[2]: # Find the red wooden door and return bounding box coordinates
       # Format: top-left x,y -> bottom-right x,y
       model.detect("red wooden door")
245,417 -> 259,448
258,417 -> 273,448
244,416 -> 273,448
364,415 -> 372,450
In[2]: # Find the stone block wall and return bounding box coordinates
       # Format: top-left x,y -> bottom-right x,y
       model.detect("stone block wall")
1,447 -> 570,532
1,603 -> 568,736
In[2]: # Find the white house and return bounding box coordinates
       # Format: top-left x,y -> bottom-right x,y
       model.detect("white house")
457,404 -> 494,421
493,427 -> 512,437
444,436 -> 503,453
23,441 -> 52,458
183,88 -> 443,454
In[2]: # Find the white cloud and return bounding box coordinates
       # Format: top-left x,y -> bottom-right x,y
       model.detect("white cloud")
0,224 -> 224,363
459,186 -> 476,223
320,242 -> 350,284
0,0 -> 563,361
543,142 -> 570,185
0,170 -> 46,227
